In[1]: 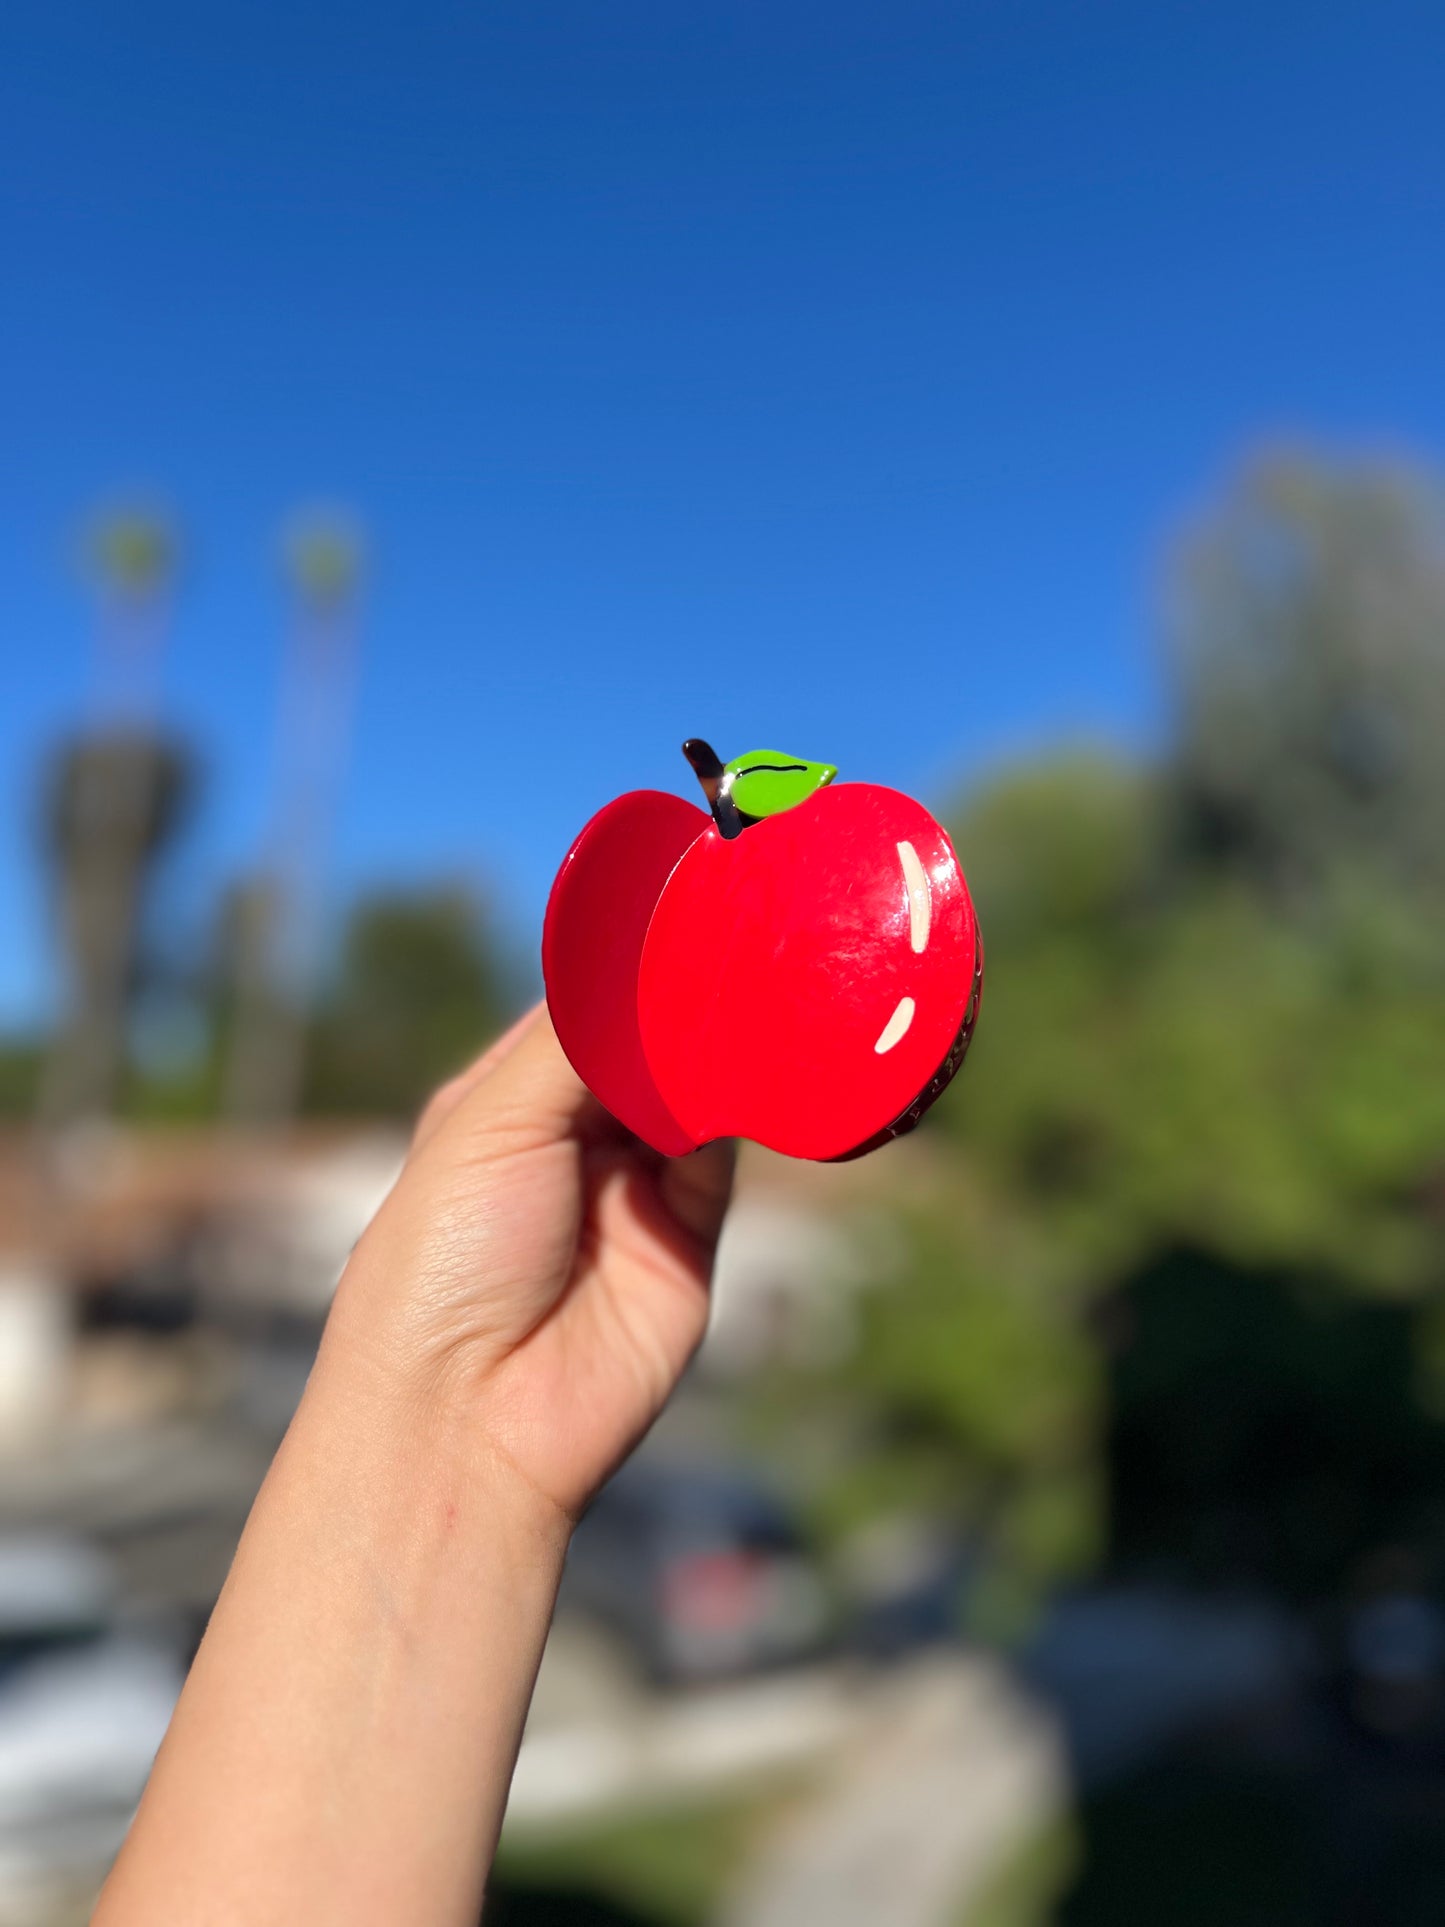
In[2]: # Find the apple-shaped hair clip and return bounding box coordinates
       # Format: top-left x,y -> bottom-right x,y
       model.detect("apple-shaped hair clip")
542,740 -> 983,1161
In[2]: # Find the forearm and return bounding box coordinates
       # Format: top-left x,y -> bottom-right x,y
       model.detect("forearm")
95,1347 -> 569,1927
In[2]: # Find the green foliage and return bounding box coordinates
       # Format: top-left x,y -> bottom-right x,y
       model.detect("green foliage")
753,775 -> 1445,1603
947,757 -> 1445,1302
1167,448 -> 1445,899
282,508 -> 366,610
1058,1761 -> 1326,1927
83,504 -> 178,600
769,450 -> 1445,1608
303,886 -> 512,1117
42,731 -> 196,866
1060,1754 -> 1445,1926
1110,1252 -> 1445,1596
0,1039 -> 43,1119
852,1210 -> 1105,1581
493,1777 -> 809,1925
964,1818 -> 1080,1927
741,1184 -> 1107,1616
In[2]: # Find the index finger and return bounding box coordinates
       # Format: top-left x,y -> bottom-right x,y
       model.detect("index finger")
431,1005 -> 622,1161
410,1002 -> 547,1151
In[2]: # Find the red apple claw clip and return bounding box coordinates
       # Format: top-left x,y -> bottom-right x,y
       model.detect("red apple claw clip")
542,740 -> 983,1161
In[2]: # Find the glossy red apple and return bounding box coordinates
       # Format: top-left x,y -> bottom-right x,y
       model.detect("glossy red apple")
542,741 -> 982,1161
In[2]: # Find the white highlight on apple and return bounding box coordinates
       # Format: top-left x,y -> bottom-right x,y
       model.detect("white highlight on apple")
897,840 -> 930,953
874,995 -> 916,1054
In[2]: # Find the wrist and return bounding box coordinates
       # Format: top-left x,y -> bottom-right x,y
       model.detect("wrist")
300,1328 -> 575,1577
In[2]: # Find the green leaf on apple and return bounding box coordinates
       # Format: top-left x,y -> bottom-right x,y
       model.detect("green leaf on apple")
725,749 -> 837,820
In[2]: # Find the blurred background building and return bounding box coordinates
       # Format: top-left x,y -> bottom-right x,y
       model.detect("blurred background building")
2,1 -> 1445,1921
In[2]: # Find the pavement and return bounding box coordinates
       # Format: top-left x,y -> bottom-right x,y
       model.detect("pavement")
511,1617 -> 866,1828
718,1653 -> 1065,1927
511,1624 -> 1066,1926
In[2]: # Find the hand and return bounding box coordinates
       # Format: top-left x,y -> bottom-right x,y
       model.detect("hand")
322,1002 -> 735,1526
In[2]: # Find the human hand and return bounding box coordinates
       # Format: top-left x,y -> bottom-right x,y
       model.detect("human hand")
320,1002 -> 735,1529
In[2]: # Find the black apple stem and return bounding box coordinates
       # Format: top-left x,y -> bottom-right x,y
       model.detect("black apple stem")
681,738 -> 744,839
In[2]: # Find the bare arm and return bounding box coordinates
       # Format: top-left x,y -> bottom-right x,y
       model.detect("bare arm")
95,1007 -> 734,1927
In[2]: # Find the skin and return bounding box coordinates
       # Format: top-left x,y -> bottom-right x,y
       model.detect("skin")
93,1004 -> 734,1927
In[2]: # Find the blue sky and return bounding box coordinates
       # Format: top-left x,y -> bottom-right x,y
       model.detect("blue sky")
2,0 -> 1443,1021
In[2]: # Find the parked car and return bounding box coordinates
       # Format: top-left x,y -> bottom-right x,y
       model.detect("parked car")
560,1460 -> 832,1683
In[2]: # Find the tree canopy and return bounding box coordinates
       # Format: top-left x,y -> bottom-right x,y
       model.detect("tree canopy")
775,449 -> 1445,1608
302,886 -> 512,1117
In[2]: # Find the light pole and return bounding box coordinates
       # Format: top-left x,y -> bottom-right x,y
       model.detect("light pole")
224,509 -> 365,1128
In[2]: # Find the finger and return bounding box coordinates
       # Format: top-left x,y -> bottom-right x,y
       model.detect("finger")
433,1005 -> 615,1159
411,1002 -> 546,1150
658,1137 -> 736,1254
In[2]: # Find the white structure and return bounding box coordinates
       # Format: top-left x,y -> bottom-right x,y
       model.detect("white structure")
0,1265 -> 71,1455
702,1196 -> 874,1377
201,1130 -> 407,1314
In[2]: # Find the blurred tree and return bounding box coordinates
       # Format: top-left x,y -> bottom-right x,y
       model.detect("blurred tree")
281,511 -> 366,614
39,734 -> 198,1121
84,507 -> 178,600
1107,1249 -> 1445,1599
0,1039 -> 45,1118
852,1206 -> 1105,1614
948,771 -> 1445,1298
1167,449 -> 1445,902
78,501 -> 179,726
779,450 -> 1445,1612
940,453 -> 1445,1304
39,503 -> 190,1124
302,886 -> 511,1117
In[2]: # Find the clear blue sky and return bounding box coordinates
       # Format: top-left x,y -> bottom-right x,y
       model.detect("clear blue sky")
2,0 -> 1442,1022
